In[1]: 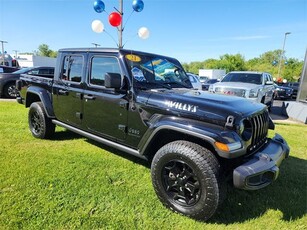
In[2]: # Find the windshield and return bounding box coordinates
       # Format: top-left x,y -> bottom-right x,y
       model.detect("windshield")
13,67 -> 34,74
206,79 -> 219,84
124,52 -> 192,89
222,73 -> 262,85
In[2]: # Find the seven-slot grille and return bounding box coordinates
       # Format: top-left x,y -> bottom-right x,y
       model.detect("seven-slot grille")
248,110 -> 270,153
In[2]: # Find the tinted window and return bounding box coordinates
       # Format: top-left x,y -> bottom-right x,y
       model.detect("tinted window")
206,79 -> 218,84
90,56 -> 121,86
188,75 -> 197,83
61,55 -> 83,82
222,73 -> 262,84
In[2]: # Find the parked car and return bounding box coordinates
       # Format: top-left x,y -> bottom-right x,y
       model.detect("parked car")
209,71 -> 275,110
199,76 -> 209,85
283,82 -> 299,98
0,65 -> 20,73
273,83 -> 293,100
202,78 -> 220,91
187,73 -> 202,90
0,66 -> 54,98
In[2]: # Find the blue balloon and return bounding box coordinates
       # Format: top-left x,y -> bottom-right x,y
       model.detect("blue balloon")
93,0 -> 105,13
132,0 -> 144,12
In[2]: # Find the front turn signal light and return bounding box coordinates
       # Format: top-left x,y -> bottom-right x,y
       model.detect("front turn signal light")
215,142 -> 230,152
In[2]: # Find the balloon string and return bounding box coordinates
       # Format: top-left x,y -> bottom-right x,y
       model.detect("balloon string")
122,33 -> 138,48
104,30 -> 119,48
122,10 -> 135,31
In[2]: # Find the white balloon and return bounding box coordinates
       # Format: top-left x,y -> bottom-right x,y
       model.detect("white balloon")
138,27 -> 149,39
91,20 -> 104,33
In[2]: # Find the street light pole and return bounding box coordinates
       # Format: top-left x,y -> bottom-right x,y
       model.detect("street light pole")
0,40 -> 8,65
277,32 -> 291,78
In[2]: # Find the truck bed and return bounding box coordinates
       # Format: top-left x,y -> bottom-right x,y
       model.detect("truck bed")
17,74 -> 54,105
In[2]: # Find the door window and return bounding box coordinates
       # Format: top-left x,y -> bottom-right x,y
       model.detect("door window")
61,55 -> 83,82
90,56 -> 121,86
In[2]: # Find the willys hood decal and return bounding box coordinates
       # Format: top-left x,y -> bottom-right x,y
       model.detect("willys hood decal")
140,89 -> 266,125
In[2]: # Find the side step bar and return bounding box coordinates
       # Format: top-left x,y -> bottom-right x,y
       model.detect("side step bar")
52,120 -> 147,160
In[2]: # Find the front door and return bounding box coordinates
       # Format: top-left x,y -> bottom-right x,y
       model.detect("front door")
82,54 -> 128,142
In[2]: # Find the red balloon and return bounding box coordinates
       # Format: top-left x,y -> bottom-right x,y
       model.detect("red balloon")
109,12 -> 122,27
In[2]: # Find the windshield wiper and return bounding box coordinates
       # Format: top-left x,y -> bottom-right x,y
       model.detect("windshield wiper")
165,81 -> 190,89
134,81 -> 172,90
146,81 -> 172,89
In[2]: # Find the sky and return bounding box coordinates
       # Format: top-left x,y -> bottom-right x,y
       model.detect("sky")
0,0 -> 306,63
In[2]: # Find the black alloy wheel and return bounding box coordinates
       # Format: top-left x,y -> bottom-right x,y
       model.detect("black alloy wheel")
28,102 -> 55,139
4,82 -> 18,98
162,159 -> 201,206
151,140 -> 224,221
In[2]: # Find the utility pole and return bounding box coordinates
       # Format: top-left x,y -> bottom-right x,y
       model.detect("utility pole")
13,50 -> 19,58
277,32 -> 291,78
0,40 -> 8,65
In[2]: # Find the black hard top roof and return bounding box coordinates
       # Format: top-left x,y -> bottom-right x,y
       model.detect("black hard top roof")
58,48 -> 179,62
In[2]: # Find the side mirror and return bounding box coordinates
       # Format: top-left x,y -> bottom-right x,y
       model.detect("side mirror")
266,81 -> 273,85
105,73 -> 122,89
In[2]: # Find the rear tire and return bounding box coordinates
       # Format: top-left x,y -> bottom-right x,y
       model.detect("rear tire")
151,140 -> 224,220
28,102 -> 55,139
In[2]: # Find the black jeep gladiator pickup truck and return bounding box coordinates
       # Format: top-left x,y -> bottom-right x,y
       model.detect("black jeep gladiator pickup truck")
16,48 -> 290,220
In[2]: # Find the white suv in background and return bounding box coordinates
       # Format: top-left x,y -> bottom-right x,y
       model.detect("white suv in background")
209,71 -> 275,110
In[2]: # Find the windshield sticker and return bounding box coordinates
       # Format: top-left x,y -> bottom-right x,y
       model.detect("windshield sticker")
165,100 -> 197,113
125,54 -> 141,62
132,67 -> 146,82
143,58 -> 175,75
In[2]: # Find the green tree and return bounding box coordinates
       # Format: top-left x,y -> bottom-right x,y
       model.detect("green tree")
203,58 -> 219,69
183,50 -> 303,81
183,61 -> 205,74
282,58 -> 303,81
217,54 -> 246,72
36,44 -> 57,57
246,50 -> 303,81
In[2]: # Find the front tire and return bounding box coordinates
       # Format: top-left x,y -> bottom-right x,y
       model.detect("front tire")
4,82 -> 18,98
28,102 -> 55,139
151,141 -> 224,220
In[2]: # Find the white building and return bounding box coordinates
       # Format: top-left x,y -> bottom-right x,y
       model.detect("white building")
14,54 -> 56,68
198,69 -> 226,80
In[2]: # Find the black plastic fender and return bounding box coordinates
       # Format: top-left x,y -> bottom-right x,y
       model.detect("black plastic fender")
138,115 -> 241,157
25,86 -> 55,118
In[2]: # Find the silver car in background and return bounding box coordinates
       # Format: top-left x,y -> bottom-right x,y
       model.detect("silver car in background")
187,73 -> 202,90
209,71 -> 275,110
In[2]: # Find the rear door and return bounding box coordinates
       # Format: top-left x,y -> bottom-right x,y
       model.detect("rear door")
52,54 -> 86,127
82,54 -> 128,142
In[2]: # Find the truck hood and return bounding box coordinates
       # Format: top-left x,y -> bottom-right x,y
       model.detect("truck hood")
138,88 -> 266,126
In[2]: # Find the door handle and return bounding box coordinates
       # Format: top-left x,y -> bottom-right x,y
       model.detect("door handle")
84,95 -> 96,100
58,89 -> 68,95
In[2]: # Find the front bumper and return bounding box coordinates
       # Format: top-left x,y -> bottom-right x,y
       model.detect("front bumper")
233,133 -> 290,190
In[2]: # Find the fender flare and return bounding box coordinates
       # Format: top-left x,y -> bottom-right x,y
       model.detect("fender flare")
138,116 -> 227,156
25,86 -> 55,118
